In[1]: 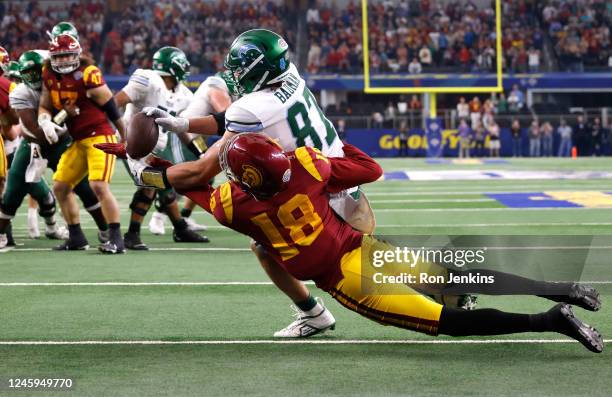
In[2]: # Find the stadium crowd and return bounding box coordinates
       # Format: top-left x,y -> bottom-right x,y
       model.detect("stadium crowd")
101,0 -> 295,74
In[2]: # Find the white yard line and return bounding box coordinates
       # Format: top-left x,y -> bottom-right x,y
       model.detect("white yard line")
371,198 -> 495,203
374,208 -> 610,212
0,339 -> 609,346
0,281 -> 608,287
4,247 -> 250,252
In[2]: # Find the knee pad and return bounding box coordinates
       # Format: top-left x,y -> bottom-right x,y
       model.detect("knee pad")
130,188 -> 155,217
154,189 -> 177,212
38,192 -> 57,218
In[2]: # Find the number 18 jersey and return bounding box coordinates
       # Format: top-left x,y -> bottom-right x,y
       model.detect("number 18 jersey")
224,63 -> 344,158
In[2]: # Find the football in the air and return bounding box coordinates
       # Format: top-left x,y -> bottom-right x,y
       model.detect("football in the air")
126,112 -> 159,159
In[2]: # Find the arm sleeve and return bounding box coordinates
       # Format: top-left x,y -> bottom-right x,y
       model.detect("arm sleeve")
326,144 -> 383,193
83,65 -> 106,89
225,103 -> 264,133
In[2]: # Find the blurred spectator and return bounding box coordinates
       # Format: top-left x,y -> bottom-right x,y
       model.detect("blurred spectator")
336,118 -> 347,142
457,97 -> 469,120
372,112 -> 384,128
473,122 -> 485,157
497,93 -> 509,114
384,102 -> 396,124
487,120 -> 501,158
408,58 -> 422,74
508,85 -> 525,112
398,121 -> 408,157
529,120 -> 541,157
409,95 -> 422,110
511,118 -> 522,157
528,47 -> 541,72
540,121 -> 554,156
574,115 -> 590,156
469,97 -> 482,127
457,119 -> 472,159
591,117 -> 604,156
557,119 -> 573,157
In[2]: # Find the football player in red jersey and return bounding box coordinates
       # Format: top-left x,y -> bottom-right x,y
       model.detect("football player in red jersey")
39,34 -> 127,253
98,133 -> 603,352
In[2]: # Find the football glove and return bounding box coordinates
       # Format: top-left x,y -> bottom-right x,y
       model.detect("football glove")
38,113 -> 66,144
143,107 -> 189,133
94,142 -> 127,159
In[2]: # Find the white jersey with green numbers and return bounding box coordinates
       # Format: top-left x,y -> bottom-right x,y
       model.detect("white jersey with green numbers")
224,63 -> 343,157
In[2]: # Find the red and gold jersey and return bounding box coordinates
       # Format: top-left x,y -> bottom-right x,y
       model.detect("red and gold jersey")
185,144 -> 383,291
42,63 -> 114,140
0,76 -> 15,115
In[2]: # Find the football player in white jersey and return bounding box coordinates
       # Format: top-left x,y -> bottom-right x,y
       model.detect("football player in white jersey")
113,46 -> 208,250
119,30 -> 377,337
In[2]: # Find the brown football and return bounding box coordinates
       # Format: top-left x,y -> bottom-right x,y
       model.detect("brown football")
126,112 -> 159,159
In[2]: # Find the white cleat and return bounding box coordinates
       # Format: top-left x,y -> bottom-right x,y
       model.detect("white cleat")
273,297 -> 336,338
148,211 -> 167,235
0,233 -> 13,252
27,209 -> 40,239
185,216 -> 207,231
45,224 -> 69,240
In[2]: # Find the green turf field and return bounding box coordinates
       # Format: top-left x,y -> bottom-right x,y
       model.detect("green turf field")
1,158 -> 611,396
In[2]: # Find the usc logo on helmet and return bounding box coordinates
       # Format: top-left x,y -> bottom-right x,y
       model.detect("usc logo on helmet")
241,165 -> 263,188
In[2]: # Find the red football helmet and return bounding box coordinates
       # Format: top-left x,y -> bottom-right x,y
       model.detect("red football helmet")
49,34 -> 81,74
220,133 -> 291,200
0,46 -> 9,75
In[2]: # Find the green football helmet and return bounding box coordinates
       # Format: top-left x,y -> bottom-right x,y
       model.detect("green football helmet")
6,61 -> 21,82
18,51 -> 45,90
152,46 -> 190,82
224,29 -> 290,95
48,21 -> 79,41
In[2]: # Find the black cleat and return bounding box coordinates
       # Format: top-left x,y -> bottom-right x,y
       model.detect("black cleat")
124,232 -> 149,251
173,228 -> 210,243
567,283 -> 601,312
555,303 -> 604,353
98,239 -> 126,254
53,239 -> 89,251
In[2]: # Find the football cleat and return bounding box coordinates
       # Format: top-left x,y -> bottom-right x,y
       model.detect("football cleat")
53,238 -> 89,251
567,283 -> 601,312
98,240 -> 126,254
273,298 -> 336,338
185,217 -> 207,231
124,232 -> 149,251
98,229 -> 110,243
45,224 -> 68,240
27,209 -> 40,239
148,211 -> 167,235
0,233 -> 13,252
555,303 -> 604,353
172,228 -> 210,243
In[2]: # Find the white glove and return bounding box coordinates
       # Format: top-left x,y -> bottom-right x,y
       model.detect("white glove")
143,107 -> 189,133
38,113 -> 66,144
126,155 -> 148,186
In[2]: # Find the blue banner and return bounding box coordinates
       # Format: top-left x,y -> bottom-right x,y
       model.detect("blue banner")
425,118 -> 444,158
104,72 -> 612,92
346,128 -> 563,158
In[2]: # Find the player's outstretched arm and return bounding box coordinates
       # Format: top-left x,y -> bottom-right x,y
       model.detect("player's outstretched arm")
327,144 -> 383,193
144,107 -> 224,136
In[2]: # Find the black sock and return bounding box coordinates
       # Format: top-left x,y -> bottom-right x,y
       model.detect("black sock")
88,207 -> 108,231
128,221 -> 141,234
442,269 -> 573,296
180,208 -> 192,218
438,307 -> 532,336
172,218 -> 188,231
108,223 -> 121,240
68,223 -> 86,242
295,295 -> 317,312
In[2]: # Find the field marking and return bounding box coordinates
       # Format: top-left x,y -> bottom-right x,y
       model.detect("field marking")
365,189 -> 612,196
6,247 -> 250,252
374,208 -> 609,212
376,222 -> 612,227
0,339 -> 609,346
371,198 -> 495,203
0,281 -> 608,287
